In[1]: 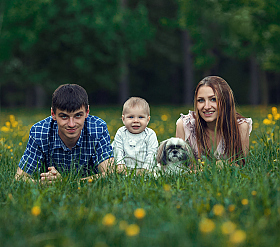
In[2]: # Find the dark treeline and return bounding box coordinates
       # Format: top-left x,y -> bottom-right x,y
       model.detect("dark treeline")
1,0 -> 280,107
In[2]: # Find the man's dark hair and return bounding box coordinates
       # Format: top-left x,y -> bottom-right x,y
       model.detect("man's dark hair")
52,84 -> 89,113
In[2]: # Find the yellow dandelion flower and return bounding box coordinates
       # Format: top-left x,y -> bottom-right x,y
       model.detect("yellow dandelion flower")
163,184 -> 171,191
161,115 -> 168,121
221,221 -> 236,235
228,205 -> 235,212
125,224 -> 140,236
251,191 -> 257,196
275,113 -> 280,120
241,199 -> 249,205
268,114 -> 273,120
102,213 -> 116,226
119,220 -> 128,231
264,208 -> 271,216
88,178 -> 93,183
229,230 -> 246,244
263,119 -> 271,125
213,204 -> 224,216
272,107 -> 277,116
199,218 -> 215,233
217,192 -> 221,197
134,208 -> 146,219
31,206 -> 41,216
1,126 -> 10,132
19,142 -> 22,146
252,141 -> 257,144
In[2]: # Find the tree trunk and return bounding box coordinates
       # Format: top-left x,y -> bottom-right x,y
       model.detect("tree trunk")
182,30 -> 194,105
260,70 -> 269,106
34,85 -> 46,108
119,58 -> 129,104
119,0 -> 129,104
249,55 -> 259,105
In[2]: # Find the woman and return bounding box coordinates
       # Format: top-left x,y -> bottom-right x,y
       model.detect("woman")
176,76 -> 252,164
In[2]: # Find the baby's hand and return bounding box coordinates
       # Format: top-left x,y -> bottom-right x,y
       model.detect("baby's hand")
116,164 -> 127,174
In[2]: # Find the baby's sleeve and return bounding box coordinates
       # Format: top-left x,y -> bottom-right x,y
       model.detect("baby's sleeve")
112,128 -> 125,165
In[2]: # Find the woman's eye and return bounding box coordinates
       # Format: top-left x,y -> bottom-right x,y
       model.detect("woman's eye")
197,99 -> 204,103
211,98 -> 216,102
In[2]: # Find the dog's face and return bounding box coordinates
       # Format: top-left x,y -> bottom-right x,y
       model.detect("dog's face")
156,138 -> 193,172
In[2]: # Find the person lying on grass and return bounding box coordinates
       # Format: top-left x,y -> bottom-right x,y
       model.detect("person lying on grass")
176,76 -> 252,166
112,97 -> 158,175
15,84 -> 117,183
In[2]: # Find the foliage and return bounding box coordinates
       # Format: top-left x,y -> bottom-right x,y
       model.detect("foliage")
0,105 -> 280,246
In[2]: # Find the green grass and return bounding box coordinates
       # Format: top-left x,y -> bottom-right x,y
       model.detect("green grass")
0,105 -> 279,247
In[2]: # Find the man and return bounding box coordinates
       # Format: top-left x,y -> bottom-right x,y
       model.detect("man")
15,84 -> 114,183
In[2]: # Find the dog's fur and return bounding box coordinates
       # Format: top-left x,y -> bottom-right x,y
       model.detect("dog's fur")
156,137 -> 194,173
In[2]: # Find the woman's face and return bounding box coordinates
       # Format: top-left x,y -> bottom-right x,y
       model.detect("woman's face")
196,86 -> 218,125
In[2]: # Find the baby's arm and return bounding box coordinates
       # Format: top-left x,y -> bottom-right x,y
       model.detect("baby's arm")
112,129 -> 127,172
143,131 -> 158,170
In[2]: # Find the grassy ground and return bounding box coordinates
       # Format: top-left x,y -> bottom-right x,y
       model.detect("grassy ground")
0,105 -> 279,247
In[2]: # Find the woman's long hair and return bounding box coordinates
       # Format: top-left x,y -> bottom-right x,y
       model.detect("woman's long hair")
194,76 -> 245,163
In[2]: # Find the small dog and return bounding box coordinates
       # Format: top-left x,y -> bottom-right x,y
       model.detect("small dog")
156,137 -> 194,173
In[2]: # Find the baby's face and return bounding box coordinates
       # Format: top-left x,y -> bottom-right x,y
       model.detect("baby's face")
122,107 -> 150,134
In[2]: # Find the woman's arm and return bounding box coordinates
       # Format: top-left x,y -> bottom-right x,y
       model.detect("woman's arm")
238,122 -> 250,156
176,118 -> 185,140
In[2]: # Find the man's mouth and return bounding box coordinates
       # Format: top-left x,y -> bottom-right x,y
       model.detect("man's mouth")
66,128 -> 77,133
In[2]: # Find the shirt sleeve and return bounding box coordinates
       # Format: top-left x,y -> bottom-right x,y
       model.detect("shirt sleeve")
112,128 -> 125,165
142,130 -> 158,170
18,132 -> 44,175
93,123 -> 114,166
237,117 -> 253,136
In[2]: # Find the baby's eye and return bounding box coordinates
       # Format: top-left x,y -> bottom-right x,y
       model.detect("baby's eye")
128,116 -> 134,119
139,116 -> 144,119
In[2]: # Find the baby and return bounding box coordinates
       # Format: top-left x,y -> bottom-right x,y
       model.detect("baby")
112,97 -> 158,173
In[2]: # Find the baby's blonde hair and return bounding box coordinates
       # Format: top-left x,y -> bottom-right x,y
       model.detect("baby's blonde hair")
122,97 -> 150,116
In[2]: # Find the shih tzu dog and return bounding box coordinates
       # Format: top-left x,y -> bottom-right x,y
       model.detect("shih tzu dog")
156,137 -> 194,173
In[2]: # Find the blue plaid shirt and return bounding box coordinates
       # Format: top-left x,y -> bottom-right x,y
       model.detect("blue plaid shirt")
18,115 -> 113,176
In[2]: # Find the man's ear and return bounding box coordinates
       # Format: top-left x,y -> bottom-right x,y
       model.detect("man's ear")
51,108 -> 56,120
86,105 -> 90,118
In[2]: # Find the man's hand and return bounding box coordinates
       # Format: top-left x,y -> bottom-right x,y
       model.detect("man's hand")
40,166 -> 61,184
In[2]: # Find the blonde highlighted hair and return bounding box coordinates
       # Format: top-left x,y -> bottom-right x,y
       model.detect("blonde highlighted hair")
122,97 -> 150,116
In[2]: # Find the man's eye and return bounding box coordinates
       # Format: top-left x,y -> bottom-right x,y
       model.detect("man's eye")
61,116 -> 68,119
75,114 -> 81,118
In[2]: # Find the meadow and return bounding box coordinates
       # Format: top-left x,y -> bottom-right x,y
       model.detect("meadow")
0,105 -> 279,247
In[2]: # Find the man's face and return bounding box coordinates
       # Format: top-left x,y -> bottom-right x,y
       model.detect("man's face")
51,106 -> 89,147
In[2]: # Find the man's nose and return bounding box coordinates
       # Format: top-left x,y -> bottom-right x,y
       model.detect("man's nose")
68,117 -> 75,127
